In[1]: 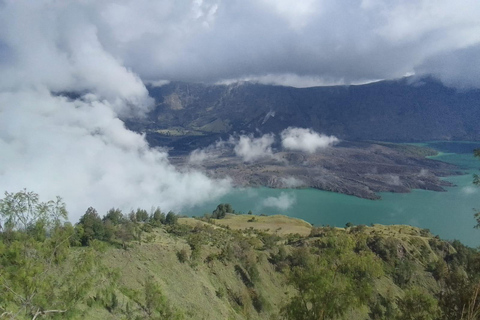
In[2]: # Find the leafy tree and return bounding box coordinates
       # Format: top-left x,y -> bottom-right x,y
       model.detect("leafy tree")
103,208 -> 124,225
151,207 -> 165,226
77,207 -> 104,245
0,189 -> 67,232
128,210 -> 137,222
396,287 -> 439,320
115,221 -> 135,249
103,218 -> 115,242
212,203 -> 234,219
438,269 -> 480,320
393,259 -> 416,288
143,275 -> 183,319
165,211 -> 178,225
282,234 -> 383,320
0,190 -> 105,319
136,208 -> 149,222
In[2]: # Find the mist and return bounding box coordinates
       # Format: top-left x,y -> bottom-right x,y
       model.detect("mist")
281,127 -> 339,153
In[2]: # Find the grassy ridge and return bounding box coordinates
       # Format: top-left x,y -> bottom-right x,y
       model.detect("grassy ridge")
77,215 -> 478,319
1,204 -> 479,319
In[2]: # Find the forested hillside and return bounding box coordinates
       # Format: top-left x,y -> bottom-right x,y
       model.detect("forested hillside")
1,191 -> 479,319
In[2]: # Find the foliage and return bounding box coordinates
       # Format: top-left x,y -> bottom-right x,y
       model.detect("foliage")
103,208 -> 124,226
165,211 -> 178,225
282,233 -> 383,320
396,287 -> 440,320
3,190 -> 480,320
151,207 -> 165,226
135,208 -> 149,222
143,276 -> 183,319
77,207 -> 105,245
212,203 -> 234,219
176,249 -> 188,263
0,191 -> 105,319
0,189 -> 67,232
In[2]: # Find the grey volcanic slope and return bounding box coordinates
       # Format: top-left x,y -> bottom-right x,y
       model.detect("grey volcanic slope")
127,77 -> 480,152
121,79 -> 472,199
170,141 -> 460,200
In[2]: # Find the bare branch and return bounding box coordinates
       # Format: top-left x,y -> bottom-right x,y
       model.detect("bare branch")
31,309 -> 67,320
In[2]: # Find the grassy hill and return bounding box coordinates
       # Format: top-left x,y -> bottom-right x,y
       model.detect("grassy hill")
76,214 -> 478,320
1,195 -> 479,320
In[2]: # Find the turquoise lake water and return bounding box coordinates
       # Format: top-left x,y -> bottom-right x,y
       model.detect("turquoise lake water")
184,142 -> 480,247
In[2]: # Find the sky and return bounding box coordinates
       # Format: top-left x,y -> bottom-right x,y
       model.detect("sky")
0,0 -> 480,220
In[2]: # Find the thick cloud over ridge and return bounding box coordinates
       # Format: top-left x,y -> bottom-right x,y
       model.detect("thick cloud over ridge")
1,0 -> 477,87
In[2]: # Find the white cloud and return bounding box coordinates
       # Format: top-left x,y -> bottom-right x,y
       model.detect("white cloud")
418,169 -> 429,177
2,1 -> 480,88
0,90 -> 231,221
0,1 -> 231,221
188,140 -> 226,164
281,127 -> 338,153
281,177 -> 305,188
231,134 -> 276,162
461,186 -> 477,195
261,192 -> 296,210
388,175 -> 401,186
188,149 -> 216,164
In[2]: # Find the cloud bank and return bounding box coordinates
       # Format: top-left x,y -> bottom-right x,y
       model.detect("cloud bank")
281,127 -> 339,153
190,128 -> 337,163
1,1 -> 479,88
188,140 -> 227,164
0,1 -> 231,221
231,134 -> 276,162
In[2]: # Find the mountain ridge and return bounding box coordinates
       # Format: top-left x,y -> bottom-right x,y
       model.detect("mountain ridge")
129,77 -> 480,152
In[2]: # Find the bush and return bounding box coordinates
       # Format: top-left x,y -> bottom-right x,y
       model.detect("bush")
420,228 -> 431,237
165,211 -> 178,225
212,203 -> 234,219
177,249 -> 188,263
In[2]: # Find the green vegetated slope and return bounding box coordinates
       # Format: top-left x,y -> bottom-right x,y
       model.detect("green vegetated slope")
92,218 -> 479,320
1,192 -> 479,320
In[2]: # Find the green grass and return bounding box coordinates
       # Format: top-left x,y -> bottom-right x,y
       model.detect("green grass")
57,218 -> 467,319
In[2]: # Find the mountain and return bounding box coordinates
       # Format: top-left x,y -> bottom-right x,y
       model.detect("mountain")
128,77 -> 480,152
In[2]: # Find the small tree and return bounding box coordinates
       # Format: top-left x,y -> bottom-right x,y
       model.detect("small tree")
0,189 -> 67,232
212,203 -> 234,219
136,208 -> 149,222
165,211 -> 178,225
396,287 -> 439,320
143,275 -> 182,319
77,207 -> 104,246
151,207 -> 165,226
282,235 -> 383,320
0,190 -> 105,318
103,208 -> 124,225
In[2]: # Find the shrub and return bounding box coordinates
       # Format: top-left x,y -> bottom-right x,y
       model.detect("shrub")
177,249 -> 188,263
